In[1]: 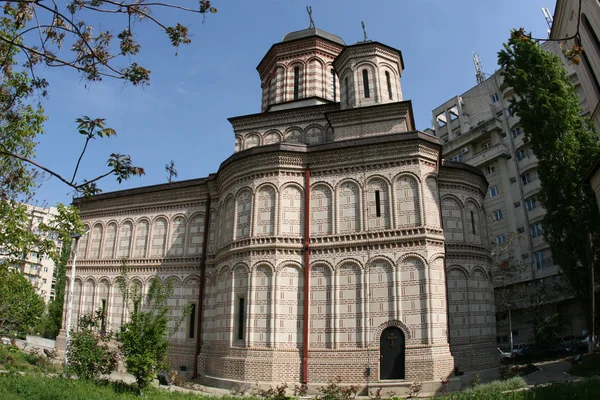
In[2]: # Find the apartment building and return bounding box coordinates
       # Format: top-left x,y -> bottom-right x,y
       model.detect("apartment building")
430,41 -> 589,345
0,205 -> 61,303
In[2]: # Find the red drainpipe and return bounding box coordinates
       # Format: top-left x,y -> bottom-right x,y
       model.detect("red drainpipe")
193,195 -> 212,379
302,165 -> 311,384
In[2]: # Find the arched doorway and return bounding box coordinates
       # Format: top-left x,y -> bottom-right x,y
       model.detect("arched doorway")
379,326 -> 405,380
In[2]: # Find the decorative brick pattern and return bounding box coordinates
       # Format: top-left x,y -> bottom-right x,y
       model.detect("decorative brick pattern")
310,185 -> 332,235
56,30 -> 500,390
103,223 -> 117,259
395,175 -> 420,227
134,220 -> 149,258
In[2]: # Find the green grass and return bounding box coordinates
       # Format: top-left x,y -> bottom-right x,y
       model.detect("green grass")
440,377 -> 600,399
569,354 -> 600,377
0,373 -> 234,399
0,345 -> 62,374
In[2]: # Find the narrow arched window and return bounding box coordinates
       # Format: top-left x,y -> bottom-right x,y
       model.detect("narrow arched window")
362,69 -> 370,98
293,66 -> 300,100
331,69 -> 336,101
344,77 -> 350,106
385,71 -> 393,100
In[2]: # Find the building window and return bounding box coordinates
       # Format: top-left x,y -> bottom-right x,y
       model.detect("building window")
510,177 -> 517,184
486,164 -> 496,175
516,149 -> 526,161
331,69 -> 336,101
441,134 -> 449,144
100,299 -> 107,333
375,190 -> 381,217
521,173 -> 532,185
385,71 -> 392,100
237,297 -> 245,341
43,267 -> 48,272
534,251 -> 547,269
525,197 -> 537,211
451,154 -> 464,162
530,223 -> 542,238
522,253 -> 529,260
511,127 -> 522,138
470,211 -> 476,234
496,110 -> 503,117
490,186 -> 499,197
293,66 -> 300,100
362,69 -> 370,98
514,201 -> 521,208
453,127 -> 462,137
491,93 -> 500,103
189,303 -> 196,339
436,112 -> 447,128
482,141 -> 491,150
493,209 -> 503,221
517,226 -> 525,234
496,234 -> 506,245
345,77 -> 350,106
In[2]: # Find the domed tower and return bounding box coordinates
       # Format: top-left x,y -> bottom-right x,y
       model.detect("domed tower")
333,41 -> 404,110
257,27 -> 345,112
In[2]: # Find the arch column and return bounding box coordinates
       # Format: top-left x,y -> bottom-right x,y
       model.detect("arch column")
246,270 -> 254,347
271,272 -> 278,348
333,269 -> 339,349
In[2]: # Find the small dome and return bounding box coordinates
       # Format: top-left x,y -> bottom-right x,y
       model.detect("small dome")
282,27 -> 345,46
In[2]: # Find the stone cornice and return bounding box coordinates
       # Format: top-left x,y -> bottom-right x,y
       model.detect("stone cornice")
325,101 -> 416,131
333,41 -> 405,72
228,103 -> 339,132
209,233 -> 444,265
257,37 -> 344,77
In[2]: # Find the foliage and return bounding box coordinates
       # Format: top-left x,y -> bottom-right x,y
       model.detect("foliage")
0,1 -> 217,269
35,239 -> 71,339
117,261 -> 191,390
0,344 -> 61,374
67,310 -> 118,380
498,28 -> 600,332
0,265 -> 44,333
315,378 -> 359,400
254,382 -> 291,400
442,376 -> 528,399
0,373 -> 223,399
0,1 -> 217,87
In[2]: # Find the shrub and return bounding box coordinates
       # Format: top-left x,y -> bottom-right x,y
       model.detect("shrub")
67,310 -> 118,380
316,377 -> 359,400
254,382 -> 290,400
117,268 -> 191,391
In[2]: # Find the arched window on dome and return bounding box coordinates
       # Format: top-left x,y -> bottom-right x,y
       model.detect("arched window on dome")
385,71 -> 393,100
294,66 -> 300,100
362,69 -> 370,98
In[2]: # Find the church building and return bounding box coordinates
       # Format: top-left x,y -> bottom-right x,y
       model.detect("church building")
57,23 -> 498,391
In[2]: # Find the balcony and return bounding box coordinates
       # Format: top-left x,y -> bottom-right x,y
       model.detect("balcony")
464,142 -> 509,167
518,155 -> 538,172
527,205 -> 545,221
522,178 -> 541,198
442,117 -> 504,154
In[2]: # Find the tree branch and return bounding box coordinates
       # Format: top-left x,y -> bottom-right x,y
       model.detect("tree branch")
71,136 -> 91,184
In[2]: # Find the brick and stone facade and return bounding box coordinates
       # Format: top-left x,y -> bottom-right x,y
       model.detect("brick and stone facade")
56,26 -> 498,390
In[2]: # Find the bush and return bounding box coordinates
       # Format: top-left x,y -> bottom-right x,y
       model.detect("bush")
316,377 -> 359,400
67,310 -> 118,380
117,272 -> 190,391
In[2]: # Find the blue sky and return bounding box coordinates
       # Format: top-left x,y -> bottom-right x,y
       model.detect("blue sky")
32,0 -> 553,206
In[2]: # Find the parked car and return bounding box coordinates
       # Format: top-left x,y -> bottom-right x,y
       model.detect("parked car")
498,347 -> 512,359
511,343 -> 529,356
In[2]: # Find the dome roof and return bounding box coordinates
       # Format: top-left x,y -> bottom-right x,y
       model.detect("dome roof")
281,27 -> 345,46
